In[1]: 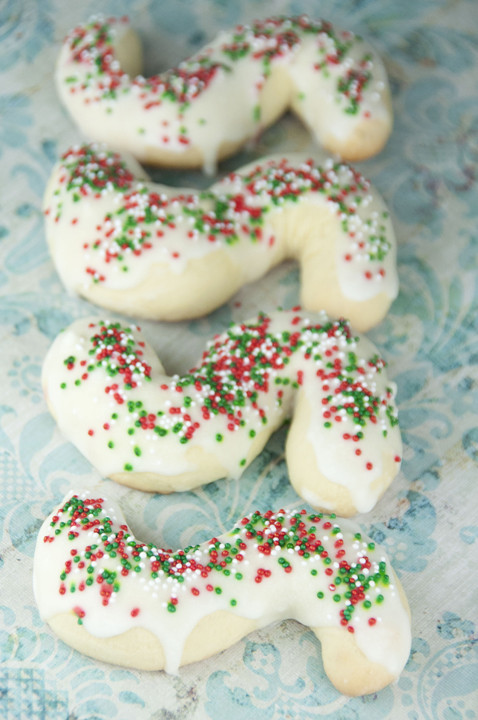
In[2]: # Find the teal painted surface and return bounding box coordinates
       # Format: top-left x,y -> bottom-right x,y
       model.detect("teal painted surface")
0,1 -> 477,717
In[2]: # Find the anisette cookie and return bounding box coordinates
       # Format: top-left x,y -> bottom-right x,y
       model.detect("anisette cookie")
33,490 -> 411,695
42,310 -> 402,516
55,15 -> 393,172
44,145 -> 398,331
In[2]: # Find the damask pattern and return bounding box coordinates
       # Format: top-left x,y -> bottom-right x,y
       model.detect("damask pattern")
0,0 -> 477,717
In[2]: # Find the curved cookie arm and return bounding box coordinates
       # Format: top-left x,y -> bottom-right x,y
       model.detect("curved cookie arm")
43,146 -> 398,331
55,16 -> 393,171
42,310 -> 402,516
33,491 -> 411,694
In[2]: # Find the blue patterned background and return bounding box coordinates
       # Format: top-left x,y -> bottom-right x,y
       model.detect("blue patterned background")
0,0 -> 477,717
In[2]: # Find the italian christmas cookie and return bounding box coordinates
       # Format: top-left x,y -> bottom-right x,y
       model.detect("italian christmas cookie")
33,490 -> 411,695
55,15 -> 393,172
42,310 -> 402,516
44,146 -> 398,331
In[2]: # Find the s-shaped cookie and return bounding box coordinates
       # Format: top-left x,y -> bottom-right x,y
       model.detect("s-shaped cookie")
34,491 -> 411,695
56,15 -> 393,171
42,310 -> 402,516
44,146 -> 398,331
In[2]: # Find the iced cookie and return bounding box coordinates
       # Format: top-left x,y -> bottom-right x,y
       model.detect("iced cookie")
56,15 -> 393,172
33,491 -> 411,695
44,146 -> 398,331
42,310 -> 402,516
